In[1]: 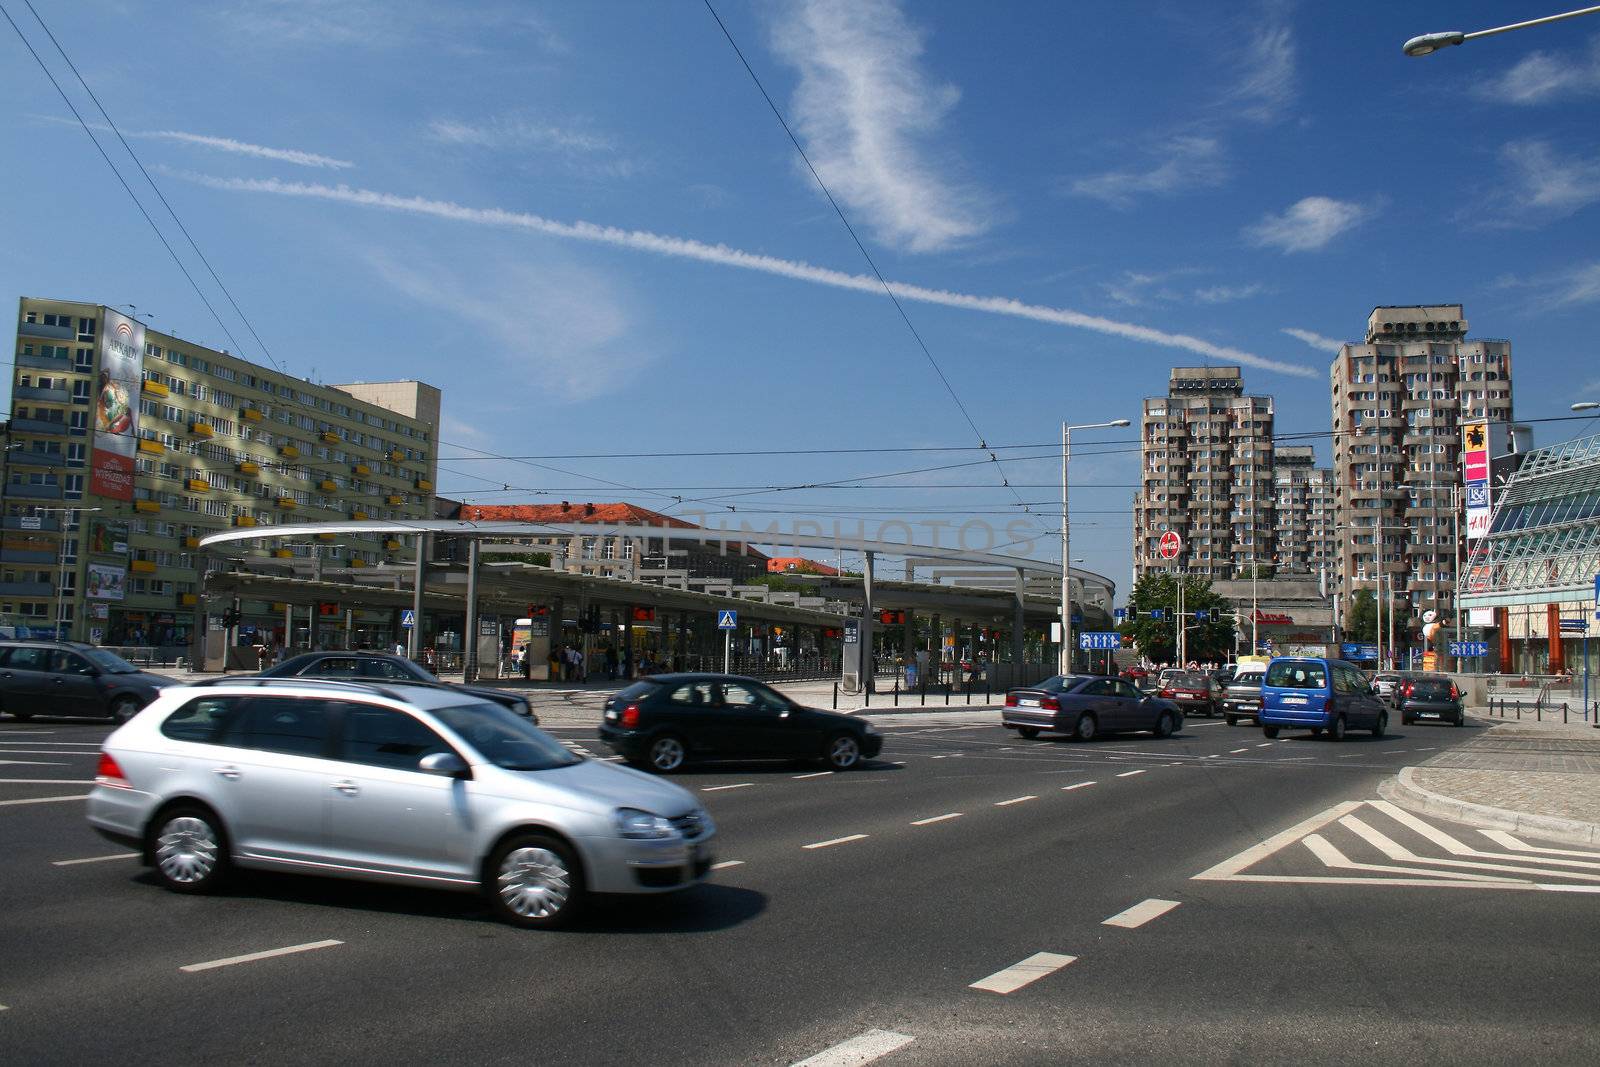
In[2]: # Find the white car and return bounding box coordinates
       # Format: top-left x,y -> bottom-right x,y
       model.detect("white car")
87,677 -> 715,928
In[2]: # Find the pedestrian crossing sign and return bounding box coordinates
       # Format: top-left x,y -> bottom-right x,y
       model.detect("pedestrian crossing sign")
400,609 -> 416,628
717,610 -> 738,630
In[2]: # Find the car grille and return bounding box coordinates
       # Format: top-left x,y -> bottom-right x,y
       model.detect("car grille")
670,812 -> 707,840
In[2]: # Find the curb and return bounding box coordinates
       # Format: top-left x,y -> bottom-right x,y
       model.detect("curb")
1379,767 -> 1600,848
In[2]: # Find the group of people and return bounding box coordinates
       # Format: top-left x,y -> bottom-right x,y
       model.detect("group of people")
505,642 -> 673,683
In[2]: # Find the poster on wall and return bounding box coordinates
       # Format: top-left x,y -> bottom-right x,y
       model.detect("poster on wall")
88,518 -> 129,555
85,562 -> 126,600
88,307 -> 144,501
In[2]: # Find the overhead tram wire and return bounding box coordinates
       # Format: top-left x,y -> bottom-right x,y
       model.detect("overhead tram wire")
698,0 -> 1034,516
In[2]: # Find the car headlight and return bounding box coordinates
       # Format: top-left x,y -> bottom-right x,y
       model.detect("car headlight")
615,808 -> 676,840
863,723 -> 879,735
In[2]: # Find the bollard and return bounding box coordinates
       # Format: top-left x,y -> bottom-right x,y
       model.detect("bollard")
832,681 -> 838,710
1517,701 -> 1522,720
965,679 -> 971,705
893,678 -> 900,708
945,682 -> 951,706
1564,702 -> 1569,724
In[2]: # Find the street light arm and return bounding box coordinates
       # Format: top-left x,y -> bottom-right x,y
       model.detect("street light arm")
1405,4 -> 1600,55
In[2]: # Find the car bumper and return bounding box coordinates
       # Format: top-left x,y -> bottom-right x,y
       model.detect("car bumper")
861,733 -> 884,758
1169,696 -> 1212,710
1220,700 -> 1260,718
597,724 -> 648,760
86,784 -> 155,853
1003,709 -> 1065,730
1261,705 -> 1333,727
579,829 -> 717,893
1402,702 -> 1463,720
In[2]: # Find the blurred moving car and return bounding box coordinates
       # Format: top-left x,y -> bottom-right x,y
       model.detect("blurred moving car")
1221,668 -> 1265,726
1371,672 -> 1406,705
1158,671 -> 1224,717
1002,674 -> 1183,741
598,674 -> 882,772
86,677 -> 713,928
0,641 -> 180,722
259,652 -> 538,724
1398,676 -> 1465,727
1260,657 -> 1388,740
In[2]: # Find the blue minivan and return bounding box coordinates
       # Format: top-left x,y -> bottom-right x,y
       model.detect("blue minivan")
1259,657 -> 1388,740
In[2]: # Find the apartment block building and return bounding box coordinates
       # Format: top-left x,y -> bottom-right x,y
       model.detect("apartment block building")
1133,367 -> 1275,581
1272,445 -> 1336,576
4,297 -> 440,651
1330,304 -> 1513,630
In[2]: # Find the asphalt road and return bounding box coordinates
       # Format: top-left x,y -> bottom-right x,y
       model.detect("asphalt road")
2,708 -> 1598,1065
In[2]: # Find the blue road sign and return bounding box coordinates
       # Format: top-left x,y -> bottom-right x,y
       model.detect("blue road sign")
716,609 -> 738,630
400,609 -> 415,629
1594,573 -> 1600,601
1150,609 -> 1166,620
1560,618 -> 1587,633
1194,609 -> 1209,622
1340,642 -> 1379,661
1450,641 -> 1489,657
1113,608 -> 1126,621
1078,631 -> 1121,651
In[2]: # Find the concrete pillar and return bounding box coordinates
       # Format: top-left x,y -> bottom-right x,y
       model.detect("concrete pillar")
1497,607 -> 1511,671
463,539 -> 479,681
623,607 -> 634,679
408,533 -> 428,658
282,600 -> 292,653
862,551 -> 876,692
902,608 -> 915,662
1012,567 -> 1026,681
1548,603 -> 1565,674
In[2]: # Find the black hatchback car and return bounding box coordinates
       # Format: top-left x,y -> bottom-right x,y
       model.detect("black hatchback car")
259,652 -> 538,723
0,641 -> 180,722
598,673 -> 883,773
1397,675 -> 1466,727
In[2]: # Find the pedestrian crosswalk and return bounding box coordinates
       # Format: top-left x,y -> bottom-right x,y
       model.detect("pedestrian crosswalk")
1193,800 -> 1600,893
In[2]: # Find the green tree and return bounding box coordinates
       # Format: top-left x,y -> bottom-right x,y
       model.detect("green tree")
1345,589 -> 1377,642
1117,572 -> 1237,665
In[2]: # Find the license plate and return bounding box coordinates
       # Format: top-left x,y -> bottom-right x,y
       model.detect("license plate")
1019,698 -> 1039,707
1421,712 -> 1439,719
1282,697 -> 1307,706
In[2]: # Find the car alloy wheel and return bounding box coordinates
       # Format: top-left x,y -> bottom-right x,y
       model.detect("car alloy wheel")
648,735 -> 686,773
826,734 -> 862,770
109,696 -> 140,724
152,809 -> 227,894
1153,712 -> 1174,739
1372,711 -> 1387,739
1074,713 -> 1098,742
1329,715 -> 1346,741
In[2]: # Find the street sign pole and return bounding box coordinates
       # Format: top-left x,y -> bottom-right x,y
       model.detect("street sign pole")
724,628 -> 731,675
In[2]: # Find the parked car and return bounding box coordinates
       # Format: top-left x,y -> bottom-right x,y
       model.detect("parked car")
1157,671 -> 1224,717
1221,669 -> 1265,726
1260,657 -> 1388,740
598,673 -> 882,772
1213,664 -> 1238,687
86,677 -> 713,928
1156,667 -> 1184,691
259,652 -> 538,724
1398,676 -> 1466,727
1003,674 -> 1183,741
1371,672 -> 1407,705
1121,665 -> 1151,686
0,641 -> 180,723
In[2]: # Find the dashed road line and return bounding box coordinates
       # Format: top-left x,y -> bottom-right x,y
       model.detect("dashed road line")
702,783 -> 753,792
1115,770 -> 1146,778
711,860 -> 744,870
970,952 -> 1077,994
1256,743 -> 1273,748
792,771 -> 833,780
1230,748 -> 1250,754
803,834 -> 868,850
0,778 -> 94,784
1063,781 -> 1096,790
1102,898 -> 1181,929
180,939 -> 343,973
911,812 -> 963,826
792,1029 -> 914,1067
0,794 -> 89,807
52,852 -> 138,867
995,795 -> 1037,807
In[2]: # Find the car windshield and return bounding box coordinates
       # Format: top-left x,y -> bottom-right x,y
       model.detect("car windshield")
431,701 -> 582,771
1264,662 -> 1328,689
81,647 -> 140,673
1174,673 -> 1211,688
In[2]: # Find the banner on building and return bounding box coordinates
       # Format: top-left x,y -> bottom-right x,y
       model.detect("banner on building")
89,308 -> 144,501
1468,606 -> 1496,627
88,518 -> 129,555
1462,421 -> 1490,541
85,562 -> 127,601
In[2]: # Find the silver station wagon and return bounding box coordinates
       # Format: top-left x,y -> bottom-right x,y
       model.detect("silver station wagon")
87,678 -> 716,928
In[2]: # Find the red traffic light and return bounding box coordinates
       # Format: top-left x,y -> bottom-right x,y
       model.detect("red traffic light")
631,606 -> 656,623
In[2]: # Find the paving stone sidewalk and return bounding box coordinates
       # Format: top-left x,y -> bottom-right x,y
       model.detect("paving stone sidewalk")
1405,721 -> 1600,834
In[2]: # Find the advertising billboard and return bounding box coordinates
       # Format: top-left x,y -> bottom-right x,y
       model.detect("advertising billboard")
1462,421 -> 1490,541
88,518 -> 129,555
85,562 -> 126,601
89,308 -> 144,501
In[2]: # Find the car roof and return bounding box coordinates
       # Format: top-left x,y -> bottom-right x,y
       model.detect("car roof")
187,676 -> 475,710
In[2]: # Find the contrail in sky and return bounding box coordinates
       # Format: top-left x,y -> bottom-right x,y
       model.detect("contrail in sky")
179,172 -> 1316,378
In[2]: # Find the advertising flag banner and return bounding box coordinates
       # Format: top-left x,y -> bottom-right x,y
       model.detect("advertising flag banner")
89,308 -> 144,501
1462,421 -> 1490,541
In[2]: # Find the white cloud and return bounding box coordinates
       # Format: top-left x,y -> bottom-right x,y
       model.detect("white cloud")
1551,262 -> 1600,305
176,170 -> 1318,378
1192,283 -> 1265,304
427,117 -> 610,154
1492,139 -> 1600,221
1281,327 -> 1343,352
1473,38 -> 1600,104
1069,136 -> 1229,209
770,0 -> 993,253
144,130 -> 353,169
1221,18 -> 1296,122
365,252 -> 651,402
1244,196 -> 1372,252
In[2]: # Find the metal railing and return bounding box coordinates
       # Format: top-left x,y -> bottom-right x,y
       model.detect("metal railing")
1483,696 -> 1599,726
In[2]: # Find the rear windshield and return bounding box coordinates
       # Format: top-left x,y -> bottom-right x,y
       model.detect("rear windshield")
615,679 -> 663,701
1410,679 -> 1454,697
1232,672 -> 1263,687
1264,661 -> 1328,690
1174,673 -> 1211,688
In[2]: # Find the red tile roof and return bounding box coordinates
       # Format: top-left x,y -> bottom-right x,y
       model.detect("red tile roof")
457,502 -> 767,559
767,557 -> 840,576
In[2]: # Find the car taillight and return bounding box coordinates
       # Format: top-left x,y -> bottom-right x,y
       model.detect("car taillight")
1401,683 -> 1414,696
620,703 -> 641,728
1005,693 -> 1018,708
1449,685 -> 1459,699
1159,688 -> 1173,697
1040,696 -> 1060,711
95,752 -> 131,789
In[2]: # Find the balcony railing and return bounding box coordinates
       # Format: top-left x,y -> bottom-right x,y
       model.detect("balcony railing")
5,483 -> 64,499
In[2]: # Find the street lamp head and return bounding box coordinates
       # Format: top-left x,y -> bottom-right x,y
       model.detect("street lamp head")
1108,419 -> 1131,428
1403,30 -> 1466,56
1572,402 -> 1600,412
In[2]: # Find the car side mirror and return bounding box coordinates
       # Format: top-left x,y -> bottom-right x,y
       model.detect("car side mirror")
418,752 -> 470,778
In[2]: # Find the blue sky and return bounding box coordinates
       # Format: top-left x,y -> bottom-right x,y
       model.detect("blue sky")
4,0 -> 1598,597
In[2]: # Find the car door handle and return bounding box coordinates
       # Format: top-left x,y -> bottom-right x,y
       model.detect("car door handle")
332,780 -> 359,796
213,765 -> 241,780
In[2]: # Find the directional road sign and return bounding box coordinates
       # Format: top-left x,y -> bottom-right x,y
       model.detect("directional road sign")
1150,609 -> 1166,620
1158,531 -> 1182,561
400,609 -> 415,629
1449,641 -> 1489,657
1194,609 -> 1209,622
1078,631 -> 1122,651
1113,608 -> 1126,621
716,609 -> 738,630
1559,618 -> 1587,634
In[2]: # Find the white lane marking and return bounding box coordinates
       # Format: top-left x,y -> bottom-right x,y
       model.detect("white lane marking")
52,852 -> 139,867
1103,898 -> 1181,929
1256,743 -> 1273,748
702,783 -> 754,792
1364,803 -> 1600,873
970,952 -> 1077,994
803,834 -> 868,850
1338,753 -> 1361,758
1115,770 -> 1146,778
891,761 -> 907,766
1192,801 -> 1363,880
179,939 -> 343,973
1186,721 -> 1227,727
1301,834 -> 1526,883
1063,781 -> 1097,790
0,754 -> 77,761
792,1029 -> 914,1067
711,860 -> 744,870
792,771 -> 833,780
1536,884 -> 1600,894
0,794 -> 90,807
0,730 -> 57,735
0,778 -> 94,784
912,813 -> 963,826
1416,747 -> 1438,751
1276,756 -> 1315,761
1480,829 -> 1600,859
994,795 -> 1037,807
1204,754 -> 1220,760
1230,748 -> 1250,754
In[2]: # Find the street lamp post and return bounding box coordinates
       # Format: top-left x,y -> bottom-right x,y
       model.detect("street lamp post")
1061,417 -> 1130,674
1404,5 -> 1600,55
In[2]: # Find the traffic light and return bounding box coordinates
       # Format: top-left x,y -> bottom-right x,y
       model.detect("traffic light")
317,601 -> 340,618
221,608 -> 242,628
878,609 -> 906,625
630,606 -> 656,623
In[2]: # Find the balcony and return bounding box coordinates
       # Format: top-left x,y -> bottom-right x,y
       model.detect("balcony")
9,452 -> 68,470
11,418 -> 67,436
386,494 -> 404,506
384,539 -> 402,551
0,549 -> 56,565
319,479 -> 337,492
142,380 -> 170,398
13,385 -> 71,404
233,516 -> 257,527
134,500 -> 160,513
138,439 -> 165,455
351,463 -> 370,476
0,580 -> 53,597
279,445 -> 300,460
6,483 -> 64,500
183,536 -> 200,549
186,478 -> 211,493
188,422 -> 213,439
351,510 -> 368,520
275,498 -> 297,511
130,559 -> 157,574
414,479 -> 433,492
388,450 -> 404,462
2,516 -> 59,532
18,320 -> 73,340
317,532 -> 337,542
237,460 -> 260,475
241,408 -> 263,422
321,431 -> 339,444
